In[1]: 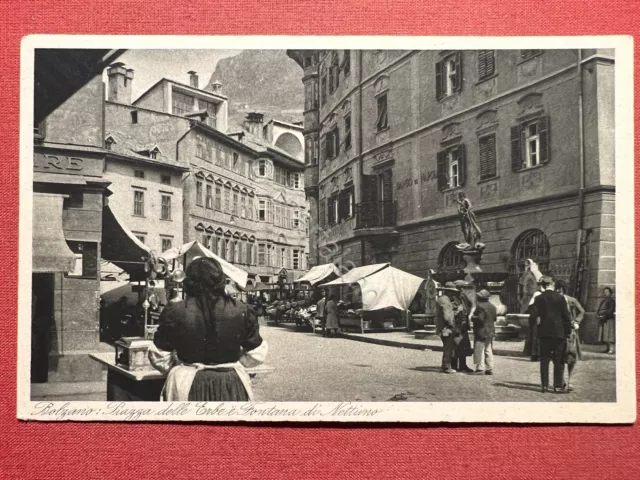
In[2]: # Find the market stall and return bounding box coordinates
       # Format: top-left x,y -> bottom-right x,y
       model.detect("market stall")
318,264 -> 425,333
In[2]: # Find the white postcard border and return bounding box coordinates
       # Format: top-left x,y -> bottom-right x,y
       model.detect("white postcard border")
17,34 -> 635,423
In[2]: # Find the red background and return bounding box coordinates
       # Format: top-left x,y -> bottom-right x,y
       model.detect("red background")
0,1 -> 638,478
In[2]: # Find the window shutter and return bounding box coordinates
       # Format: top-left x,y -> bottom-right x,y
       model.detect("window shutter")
457,144 -> 467,187
319,199 -> 326,227
319,136 -> 326,164
380,170 -> 393,201
511,125 -> 523,171
478,51 -> 487,80
538,115 -> 550,164
453,51 -> 463,92
479,135 -> 497,180
435,60 -> 443,100
362,174 -> 378,205
486,50 -> 495,77
436,150 -> 447,191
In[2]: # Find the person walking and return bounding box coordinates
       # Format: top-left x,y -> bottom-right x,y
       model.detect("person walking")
555,280 -> 585,391
435,282 -> 459,374
316,290 -> 327,336
149,257 -> 268,401
597,287 -> 616,354
529,276 -> 572,394
324,293 -> 339,337
472,289 -> 497,375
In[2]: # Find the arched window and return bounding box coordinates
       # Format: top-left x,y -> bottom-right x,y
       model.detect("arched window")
510,229 -> 550,275
438,242 -> 465,273
502,229 -> 551,314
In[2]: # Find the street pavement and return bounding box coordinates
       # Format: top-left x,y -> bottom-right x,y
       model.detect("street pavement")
252,325 -> 617,403
31,324 -> 616,403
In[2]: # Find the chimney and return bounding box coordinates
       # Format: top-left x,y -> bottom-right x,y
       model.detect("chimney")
188,71 -> 199,89
243,112 -> 264,138
210,80 -> 223,94
107,62 -> 133,104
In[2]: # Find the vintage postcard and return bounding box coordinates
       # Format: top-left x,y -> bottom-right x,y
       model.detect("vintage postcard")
17,35 -> 635,423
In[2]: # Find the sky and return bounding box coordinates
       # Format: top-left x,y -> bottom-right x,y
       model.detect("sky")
102,49 -> 242,101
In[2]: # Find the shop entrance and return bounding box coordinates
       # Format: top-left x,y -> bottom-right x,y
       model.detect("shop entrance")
31,273 -> 55,383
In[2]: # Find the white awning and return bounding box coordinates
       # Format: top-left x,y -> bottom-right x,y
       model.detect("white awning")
357,267 -> 424,312
319,263 -> 390,287
161,241 -> 248,288
32,194 -> 76,273
296,263 -> 341,286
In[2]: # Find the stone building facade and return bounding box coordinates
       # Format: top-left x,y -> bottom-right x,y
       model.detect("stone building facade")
288,49 -> 615,342
105,66 -> 309,286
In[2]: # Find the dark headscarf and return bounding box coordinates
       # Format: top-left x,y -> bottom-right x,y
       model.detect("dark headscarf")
184,257 -> 234,344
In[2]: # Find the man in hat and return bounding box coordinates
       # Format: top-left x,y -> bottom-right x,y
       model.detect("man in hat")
436,282 -> 472,373
435,282 -> 458,373
529,276 -> 573,393
472,289 -> 497,375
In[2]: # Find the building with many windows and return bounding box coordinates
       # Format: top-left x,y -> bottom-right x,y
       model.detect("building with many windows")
288,49 -> 615,342
105,66 -> 309,286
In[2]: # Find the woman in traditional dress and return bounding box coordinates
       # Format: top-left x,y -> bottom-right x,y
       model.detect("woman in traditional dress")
519,258 -> 543,313
150,257 -> 268,401
597,287 -> 616,354
324,293 -> 340,337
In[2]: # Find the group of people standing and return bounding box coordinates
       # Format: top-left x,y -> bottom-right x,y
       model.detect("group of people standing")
435,281 -> 497,375
436,259 -> 616,395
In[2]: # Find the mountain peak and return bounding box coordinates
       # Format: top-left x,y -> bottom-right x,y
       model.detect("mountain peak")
206,50 -> 304,130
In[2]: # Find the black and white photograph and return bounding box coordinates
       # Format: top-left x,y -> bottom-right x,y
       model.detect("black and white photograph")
18,36 -> 635,423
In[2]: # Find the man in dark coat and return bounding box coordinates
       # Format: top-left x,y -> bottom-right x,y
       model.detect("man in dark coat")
472,289 -> 497,375
529,276 -> 572,393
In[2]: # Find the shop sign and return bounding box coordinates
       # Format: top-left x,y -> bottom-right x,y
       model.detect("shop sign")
34,152 -> 103,177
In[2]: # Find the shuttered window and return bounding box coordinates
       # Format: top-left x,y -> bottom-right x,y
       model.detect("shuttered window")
511,116 -> 550,171
479,134 -> 497,180
436,51 -> 462,100
477,50 -> 495,81
436,144 -> 466,191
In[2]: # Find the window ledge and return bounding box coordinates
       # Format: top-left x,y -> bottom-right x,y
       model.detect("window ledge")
476,73 -> 498,85
477,175 -> 500,185
438,92 -> 461,103
517,52 -> 544,65
375,126 -> 390,135
132,214 -> 146,218
160,218 -> 173,222
516,163 -> 546,173
440,186 -> 464,193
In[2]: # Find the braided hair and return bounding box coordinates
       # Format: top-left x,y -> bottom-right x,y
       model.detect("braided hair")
183,257 -> 235,346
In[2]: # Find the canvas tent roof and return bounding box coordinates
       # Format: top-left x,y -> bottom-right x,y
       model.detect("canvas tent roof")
296,263 -> 341,286
160,240 -> 248,288
319,263 -> 390,287
357,267 -> 424,312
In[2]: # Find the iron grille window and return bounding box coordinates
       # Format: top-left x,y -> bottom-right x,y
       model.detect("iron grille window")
438,242 -> 466,272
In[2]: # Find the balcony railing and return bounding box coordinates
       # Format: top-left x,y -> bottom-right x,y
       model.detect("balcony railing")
355,200 -> 396,229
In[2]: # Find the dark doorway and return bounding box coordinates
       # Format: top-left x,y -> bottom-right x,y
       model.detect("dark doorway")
31,273 -> 56,383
